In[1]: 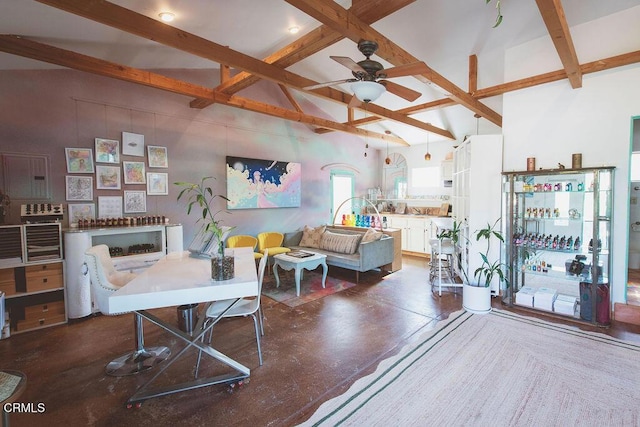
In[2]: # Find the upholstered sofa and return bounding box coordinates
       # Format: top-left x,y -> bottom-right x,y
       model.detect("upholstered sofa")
283,225 -> 394,282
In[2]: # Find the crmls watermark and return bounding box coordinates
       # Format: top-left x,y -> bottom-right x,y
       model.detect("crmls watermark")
3,402 -> 46,414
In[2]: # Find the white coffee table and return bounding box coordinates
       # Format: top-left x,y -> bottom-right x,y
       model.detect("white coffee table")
273,252 -> 328,297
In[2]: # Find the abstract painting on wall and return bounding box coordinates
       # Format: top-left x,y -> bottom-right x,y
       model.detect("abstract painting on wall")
226,156 -> 301,209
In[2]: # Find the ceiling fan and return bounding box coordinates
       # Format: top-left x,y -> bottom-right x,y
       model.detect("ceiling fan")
304,40 -> 428,107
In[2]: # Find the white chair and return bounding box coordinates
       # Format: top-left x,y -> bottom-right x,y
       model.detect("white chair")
195,250 -> 268,375
84,245 -> 170,376
429,237 -> 456,296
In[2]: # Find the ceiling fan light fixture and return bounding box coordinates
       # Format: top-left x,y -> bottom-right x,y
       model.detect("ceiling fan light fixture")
351,81 -> 385,103
158,12 -> 175,22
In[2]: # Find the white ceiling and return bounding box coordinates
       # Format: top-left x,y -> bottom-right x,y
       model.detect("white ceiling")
1,0 -> 639,147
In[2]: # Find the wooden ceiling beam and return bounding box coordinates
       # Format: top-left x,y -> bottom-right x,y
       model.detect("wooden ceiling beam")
220,64 -> 231,84
535,0 -> 582,88
200,0 -> 416,100
36,0 -> 447,139
278,84 -> 304,113
473,49 -> 640,99
316,98 -> 456,134
0,35 -> 406,145
284,0 -> 503,128
469,54 -> 478,94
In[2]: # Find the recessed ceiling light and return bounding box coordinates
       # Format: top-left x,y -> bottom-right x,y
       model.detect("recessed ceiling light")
288,26 -> 300,34
159,12 -> 175,23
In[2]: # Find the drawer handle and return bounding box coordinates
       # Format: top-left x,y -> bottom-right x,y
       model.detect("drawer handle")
42,265 -> 48,270
43,278 -> 48,283
38,319 -> 45,325
42,305 -> 49,312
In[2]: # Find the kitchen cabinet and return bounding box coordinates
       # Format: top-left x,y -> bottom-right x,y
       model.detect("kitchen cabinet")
502,167 -> 614,326
441,159 -> 453,186
388,215 -> 431,255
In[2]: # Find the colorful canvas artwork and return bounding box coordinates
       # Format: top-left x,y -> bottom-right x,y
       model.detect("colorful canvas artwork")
226,156 -> 301,209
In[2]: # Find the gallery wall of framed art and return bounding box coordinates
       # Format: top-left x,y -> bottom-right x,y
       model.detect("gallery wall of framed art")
64,134 -> 170,225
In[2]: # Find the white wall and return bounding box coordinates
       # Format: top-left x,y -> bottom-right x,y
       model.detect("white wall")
0,69 -> 380,244
502,6 -> 640,305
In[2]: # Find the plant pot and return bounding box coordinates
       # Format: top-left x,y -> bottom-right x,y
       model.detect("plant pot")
211,254 -> 235,281
463,283 -> 492,314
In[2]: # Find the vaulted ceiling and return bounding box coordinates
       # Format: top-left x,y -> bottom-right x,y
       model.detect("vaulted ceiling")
1,0 -> 639,148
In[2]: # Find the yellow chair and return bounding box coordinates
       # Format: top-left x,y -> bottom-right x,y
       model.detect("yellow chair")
227,235 -> 263,260
257,232 -> 290,272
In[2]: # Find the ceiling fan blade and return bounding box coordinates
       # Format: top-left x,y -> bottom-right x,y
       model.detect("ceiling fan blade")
303,79 -> 355,90
331,56 -> 367,74
380,61 -> 430,79
380,80 -> 421,102
347,94 -> 362,109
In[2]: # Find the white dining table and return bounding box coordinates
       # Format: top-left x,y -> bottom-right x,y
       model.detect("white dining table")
107,247 -> 259,407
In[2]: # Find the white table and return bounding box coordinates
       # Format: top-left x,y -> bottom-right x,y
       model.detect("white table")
273,252 -> 327,297
107,247 -> 258,407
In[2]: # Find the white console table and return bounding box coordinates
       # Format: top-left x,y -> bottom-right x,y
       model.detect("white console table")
63,224 -> 183,318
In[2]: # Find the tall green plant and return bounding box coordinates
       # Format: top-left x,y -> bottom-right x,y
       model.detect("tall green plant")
174,177 -> 234,255
437,219 -> 508,288
473,219 -> 508,288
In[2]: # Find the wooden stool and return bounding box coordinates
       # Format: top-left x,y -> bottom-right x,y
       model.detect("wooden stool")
1,370 -> 27,427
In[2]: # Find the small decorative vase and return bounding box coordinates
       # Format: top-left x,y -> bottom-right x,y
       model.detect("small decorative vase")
211,248 -> 234,281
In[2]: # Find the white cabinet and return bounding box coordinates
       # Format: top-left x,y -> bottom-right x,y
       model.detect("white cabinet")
63,224 -> 183,318
441,160 -> 453,186
389,217 -> 408,251
452,135 -> 503,294
388,215 -> 431,254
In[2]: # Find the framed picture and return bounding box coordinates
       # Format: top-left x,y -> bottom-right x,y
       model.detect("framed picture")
98,196 -> 123,218
94,138 -> 120,164
68,203 -> 95,227
147,145 -> 168,168
96,165 -> 121,190
226,156 -> 301,209
65,148 -> 94,173
123,161 -> 146,184
124,191 -> 147,213
146,172 -> 168,195
122,131 -> 145,156
65,176 -> 93,201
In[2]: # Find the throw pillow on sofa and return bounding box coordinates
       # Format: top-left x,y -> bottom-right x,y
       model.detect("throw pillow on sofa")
320,230 -> 362,254
361,228 -> 383,243
299,225 -> 326,248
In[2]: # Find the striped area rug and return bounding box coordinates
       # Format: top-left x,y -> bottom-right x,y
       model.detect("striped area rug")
300,309 -> 640,426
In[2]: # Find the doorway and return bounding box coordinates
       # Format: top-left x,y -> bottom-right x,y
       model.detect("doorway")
331,172 -> 354,225
628,116 -> 640,305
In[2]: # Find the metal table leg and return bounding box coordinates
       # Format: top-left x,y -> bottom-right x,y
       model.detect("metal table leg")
124,300 -> 251,407
106,312 -> 171,377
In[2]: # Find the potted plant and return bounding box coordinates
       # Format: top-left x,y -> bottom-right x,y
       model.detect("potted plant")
438,218 -> 508,313
175,177 -> 236,280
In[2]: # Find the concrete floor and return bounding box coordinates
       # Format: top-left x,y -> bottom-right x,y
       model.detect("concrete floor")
2,256 -> 639,427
